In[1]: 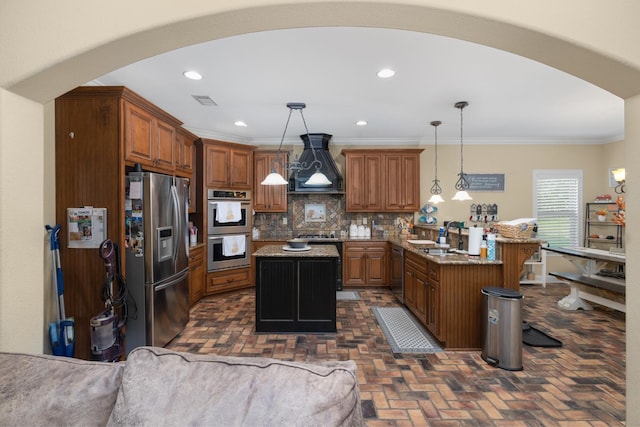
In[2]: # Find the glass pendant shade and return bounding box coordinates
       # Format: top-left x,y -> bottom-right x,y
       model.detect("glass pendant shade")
261,170 -> 288,185
304,170 -> 332,186
428,194 -> 445,204
452,190 -> 472,201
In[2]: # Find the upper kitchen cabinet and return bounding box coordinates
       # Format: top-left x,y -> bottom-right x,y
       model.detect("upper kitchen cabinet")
342,149 -> 422,212
176,127 -> 198,213
123,99 -> 181,173
341,151 -> 383,212
175,127 -> 197,178
253,150 -> 288,212
384,151 -> 422,211
200,139 -> 255,189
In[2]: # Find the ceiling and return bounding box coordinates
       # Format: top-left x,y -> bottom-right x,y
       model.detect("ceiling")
91,27 -> 624,147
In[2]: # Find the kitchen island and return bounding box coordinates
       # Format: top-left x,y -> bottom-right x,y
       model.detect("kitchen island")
414,224 -> 545,290
253,245 -> 339,333
390,238 -> 503,350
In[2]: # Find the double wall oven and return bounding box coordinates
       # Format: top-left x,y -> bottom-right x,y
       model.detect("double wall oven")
207,189 -> 251,271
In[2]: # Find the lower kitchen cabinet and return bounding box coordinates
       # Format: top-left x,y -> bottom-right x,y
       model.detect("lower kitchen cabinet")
207,267 -> 251,295
404,251 -> 427,324
343,241 -> 387,287
426,261 -> 441,339
389,243 -> 404,288
188,244 -> 205,306
255,256 -> 337,332
403,250 -> 503,349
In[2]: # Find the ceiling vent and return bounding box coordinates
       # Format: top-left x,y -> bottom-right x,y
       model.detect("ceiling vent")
192,95 -> 218,106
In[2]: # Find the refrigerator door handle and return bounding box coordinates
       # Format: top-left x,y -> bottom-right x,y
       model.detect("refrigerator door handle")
153,269 -> 189,292
170,183 -> 181,262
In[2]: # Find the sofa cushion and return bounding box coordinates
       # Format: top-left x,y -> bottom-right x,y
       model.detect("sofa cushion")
0,351 -> 124,426
108,346 -> 363,426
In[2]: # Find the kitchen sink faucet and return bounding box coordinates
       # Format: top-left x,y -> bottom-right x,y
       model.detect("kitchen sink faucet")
445,221 -> 465,251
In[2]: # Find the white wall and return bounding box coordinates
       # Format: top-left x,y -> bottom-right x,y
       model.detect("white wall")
0,88 -> 45,353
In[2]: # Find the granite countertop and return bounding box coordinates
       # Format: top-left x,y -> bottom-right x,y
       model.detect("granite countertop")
253,244 -> 339,258
413,224 -> 546,244
253,236 -> 388,242
388,237 -> 503,265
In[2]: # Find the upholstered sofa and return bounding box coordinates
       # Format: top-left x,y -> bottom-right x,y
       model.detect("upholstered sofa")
0,346 -> 363,426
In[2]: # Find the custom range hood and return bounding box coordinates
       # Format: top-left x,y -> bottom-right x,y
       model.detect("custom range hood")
288,133 -> 344,194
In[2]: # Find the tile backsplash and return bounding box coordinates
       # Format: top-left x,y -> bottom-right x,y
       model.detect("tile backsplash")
252,193 -> 414,238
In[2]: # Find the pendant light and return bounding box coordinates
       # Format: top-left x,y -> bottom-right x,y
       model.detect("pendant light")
427,120 -> 444,204
261,103 -> 331,186
452,101 -> 472,201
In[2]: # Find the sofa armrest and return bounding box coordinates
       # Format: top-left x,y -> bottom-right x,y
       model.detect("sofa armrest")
0,352 -> 124,426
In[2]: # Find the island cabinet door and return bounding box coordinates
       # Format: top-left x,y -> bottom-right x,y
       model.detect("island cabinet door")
256,259 -> 296,326
297,259 -> 337,330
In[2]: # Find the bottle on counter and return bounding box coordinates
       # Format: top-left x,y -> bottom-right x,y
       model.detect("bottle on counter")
487,233 -> 496,260
349,222 -> 358,238
480,240 -> 487,259
438,227 -> 446,245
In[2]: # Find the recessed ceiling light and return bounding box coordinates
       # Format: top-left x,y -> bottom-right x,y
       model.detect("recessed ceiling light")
234,121 -> 247,127
183,70 -> 203,80
377,68 -> 395,78
356,120 -> 368,126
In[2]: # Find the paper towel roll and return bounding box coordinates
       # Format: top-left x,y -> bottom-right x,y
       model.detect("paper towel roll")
468,227 -> 484,256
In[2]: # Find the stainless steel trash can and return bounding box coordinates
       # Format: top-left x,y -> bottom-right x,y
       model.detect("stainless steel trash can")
481,286 -> 524,371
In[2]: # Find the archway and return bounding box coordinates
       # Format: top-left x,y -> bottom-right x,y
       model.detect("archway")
1,1 -> 638,423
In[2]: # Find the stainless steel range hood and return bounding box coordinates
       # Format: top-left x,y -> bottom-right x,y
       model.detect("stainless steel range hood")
288,133 -> 344,194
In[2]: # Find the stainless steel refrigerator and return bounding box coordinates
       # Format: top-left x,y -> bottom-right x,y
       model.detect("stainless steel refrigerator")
124,171 -> 190,355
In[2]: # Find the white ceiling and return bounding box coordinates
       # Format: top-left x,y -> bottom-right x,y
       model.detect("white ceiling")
91,27 -> 624,146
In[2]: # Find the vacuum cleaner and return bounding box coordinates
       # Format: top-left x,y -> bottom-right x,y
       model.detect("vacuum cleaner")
90,239 -> 130,362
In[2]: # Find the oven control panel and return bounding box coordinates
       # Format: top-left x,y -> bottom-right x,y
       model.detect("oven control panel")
208,189 -> 251,200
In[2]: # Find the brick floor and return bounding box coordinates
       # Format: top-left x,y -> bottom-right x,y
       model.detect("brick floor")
167,282 -> 626,426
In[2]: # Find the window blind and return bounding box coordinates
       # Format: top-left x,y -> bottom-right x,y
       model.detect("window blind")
533,170 -> 582,248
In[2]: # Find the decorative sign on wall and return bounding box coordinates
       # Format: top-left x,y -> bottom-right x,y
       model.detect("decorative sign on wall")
467,174 -> 505,192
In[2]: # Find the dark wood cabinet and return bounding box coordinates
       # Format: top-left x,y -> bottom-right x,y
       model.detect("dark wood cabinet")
342,149 -> 422,212
124,101 -> 177,171
404,251 -> 427,324
176,127 -> 197,213
175,127 -> 196,177
201,139 -> 253,189
188,245 -> 205,306
384,152 -> 421,211
426,261 -> 440,339
255,256 -> 337,332
341,151 -> 383,212
253,151 -> 288,212
343,241 -> 387,287
206,267 -> 251,295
